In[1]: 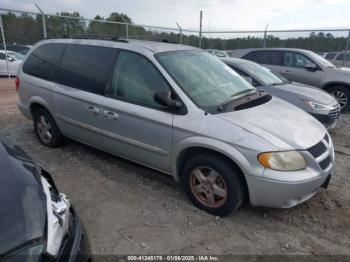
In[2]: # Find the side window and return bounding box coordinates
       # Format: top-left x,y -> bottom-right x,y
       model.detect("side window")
283,52 -> 313,68
336,53 -> 344,61
22,43 -> 65,81
244,51 -> 282,66
325,53 -> 337,60
228,65 -> 259,86
59,44 -> 117,95
0,53 -> 5,60
110,51 -> 171,108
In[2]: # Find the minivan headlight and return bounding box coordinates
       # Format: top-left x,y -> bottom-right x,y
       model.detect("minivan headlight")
258,151 -> 306,171
304,100 -> 334,111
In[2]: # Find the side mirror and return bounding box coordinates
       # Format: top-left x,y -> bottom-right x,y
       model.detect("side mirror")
304,63 -> 317,71
243,76 -> 253,85
154,90 -> 182,109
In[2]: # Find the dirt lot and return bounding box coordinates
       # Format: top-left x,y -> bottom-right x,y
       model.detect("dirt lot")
1,78 -> 350,257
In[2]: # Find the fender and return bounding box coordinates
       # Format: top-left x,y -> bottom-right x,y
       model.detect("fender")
171,136 -> 261,182
322,81 -> 350,90
29,96 -> 53,118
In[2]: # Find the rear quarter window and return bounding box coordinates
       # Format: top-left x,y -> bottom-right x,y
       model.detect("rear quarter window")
22,43 -> 65,81
58,44 -> 117,95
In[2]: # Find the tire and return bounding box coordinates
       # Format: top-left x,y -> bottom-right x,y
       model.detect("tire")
327,86 -> 350,113
33,108 -> 64,147
183,153 -> 245,216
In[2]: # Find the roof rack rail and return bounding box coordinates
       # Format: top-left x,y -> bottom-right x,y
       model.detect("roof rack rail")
60,34 -> 129,43
125,35 -> 177,44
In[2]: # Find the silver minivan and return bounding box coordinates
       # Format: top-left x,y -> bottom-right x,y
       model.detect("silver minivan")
17,39 -> 334,216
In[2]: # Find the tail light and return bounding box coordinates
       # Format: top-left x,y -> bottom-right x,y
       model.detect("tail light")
15,76 -> 20,92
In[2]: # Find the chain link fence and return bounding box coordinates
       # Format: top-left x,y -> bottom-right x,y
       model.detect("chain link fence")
1,6 -> 350,77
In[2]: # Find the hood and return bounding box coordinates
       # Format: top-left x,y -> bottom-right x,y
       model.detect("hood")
218,97 -> 326,149
0,138 -> 46,256
329,66 -> 350,75
272,82 -> 337,105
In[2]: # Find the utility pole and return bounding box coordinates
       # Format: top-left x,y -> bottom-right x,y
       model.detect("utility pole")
35,3 -> 47,39
199,11 -> 203,48
176,22 -> 182,44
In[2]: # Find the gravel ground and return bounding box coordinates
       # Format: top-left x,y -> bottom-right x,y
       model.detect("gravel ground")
1,79 -> 350,257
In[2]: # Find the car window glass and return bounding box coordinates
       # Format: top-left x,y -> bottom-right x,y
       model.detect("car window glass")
336,53 -> 344,61
0,53 -> 5,60
59,44 -> 117,95
283,52 -> 313,68
22,43 -> 65,81
325,53 -> 337,60
244,51 -> 282,66
111,51 -> 170,108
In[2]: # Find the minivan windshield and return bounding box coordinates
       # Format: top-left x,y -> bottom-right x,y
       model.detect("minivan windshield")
238,61 -> 287,86
156,51 -> 255,109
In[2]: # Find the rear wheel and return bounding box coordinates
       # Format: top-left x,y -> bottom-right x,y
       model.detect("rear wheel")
328,86 -> 350,112
183,153 -> 245,216
33,108 -> 64,147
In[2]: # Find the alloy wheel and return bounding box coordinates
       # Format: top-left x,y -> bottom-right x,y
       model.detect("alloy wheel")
190,166 -> 228,208
36,115 -> 52,144
331,90 -> 348,110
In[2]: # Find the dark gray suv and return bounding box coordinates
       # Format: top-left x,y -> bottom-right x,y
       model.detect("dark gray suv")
229,48 -> 350,112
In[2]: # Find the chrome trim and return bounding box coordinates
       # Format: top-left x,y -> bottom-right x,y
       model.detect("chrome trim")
57,115 -> 169,156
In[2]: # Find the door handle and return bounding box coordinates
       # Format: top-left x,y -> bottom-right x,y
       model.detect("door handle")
86,105 -> 100,115
284,70 -> 290,73
103,110 -> 119,120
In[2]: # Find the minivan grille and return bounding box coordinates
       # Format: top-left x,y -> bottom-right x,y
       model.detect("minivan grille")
306,134 -> 333,171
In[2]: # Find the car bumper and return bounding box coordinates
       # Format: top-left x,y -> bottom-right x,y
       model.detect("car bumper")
246,172 -> 331,208
57,207 -> 92,262
17,101 -> 32,119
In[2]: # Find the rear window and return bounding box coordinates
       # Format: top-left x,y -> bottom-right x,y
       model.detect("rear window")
243,51 -> 282,66
22,43 -> 65,81
58,44 -> 117,95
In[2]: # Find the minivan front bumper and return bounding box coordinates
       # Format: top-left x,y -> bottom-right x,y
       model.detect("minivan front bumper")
246,172 -> 331,208
246,133 -> 334,208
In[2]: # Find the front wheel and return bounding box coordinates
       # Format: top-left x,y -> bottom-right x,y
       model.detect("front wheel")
328,86 -> 350,112
183,153 -> 245,216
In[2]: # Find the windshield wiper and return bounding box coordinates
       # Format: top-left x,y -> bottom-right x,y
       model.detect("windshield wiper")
217,89 -> 257,112
230,89 -> 256,97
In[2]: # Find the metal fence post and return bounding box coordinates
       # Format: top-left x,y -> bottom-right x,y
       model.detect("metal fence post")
35,3 -> 47,39
121,17 -> 128,39
343,30 -> 350,67
0,14 -> 10,78
199,11 -> 203,48
263,24 -> 268,48
176,22 -> 182,44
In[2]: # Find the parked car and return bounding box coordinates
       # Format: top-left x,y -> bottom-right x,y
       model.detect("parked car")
17,39 -> 334,216
0,50 -> 24,76
221,57 -> 340,129
324,52 -> 339,60
327,51 -> 350,68
0,44 -> 31,54
0,137 -> 91,261
206,49 -> 229,57
229,48 -> 350,112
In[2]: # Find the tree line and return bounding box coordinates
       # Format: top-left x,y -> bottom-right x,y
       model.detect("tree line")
1,11 -> 348,52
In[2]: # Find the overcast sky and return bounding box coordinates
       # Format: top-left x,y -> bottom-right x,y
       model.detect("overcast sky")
2,0 -> 350,31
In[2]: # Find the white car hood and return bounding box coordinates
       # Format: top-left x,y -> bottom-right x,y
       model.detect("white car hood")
218,97 -> 326,150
